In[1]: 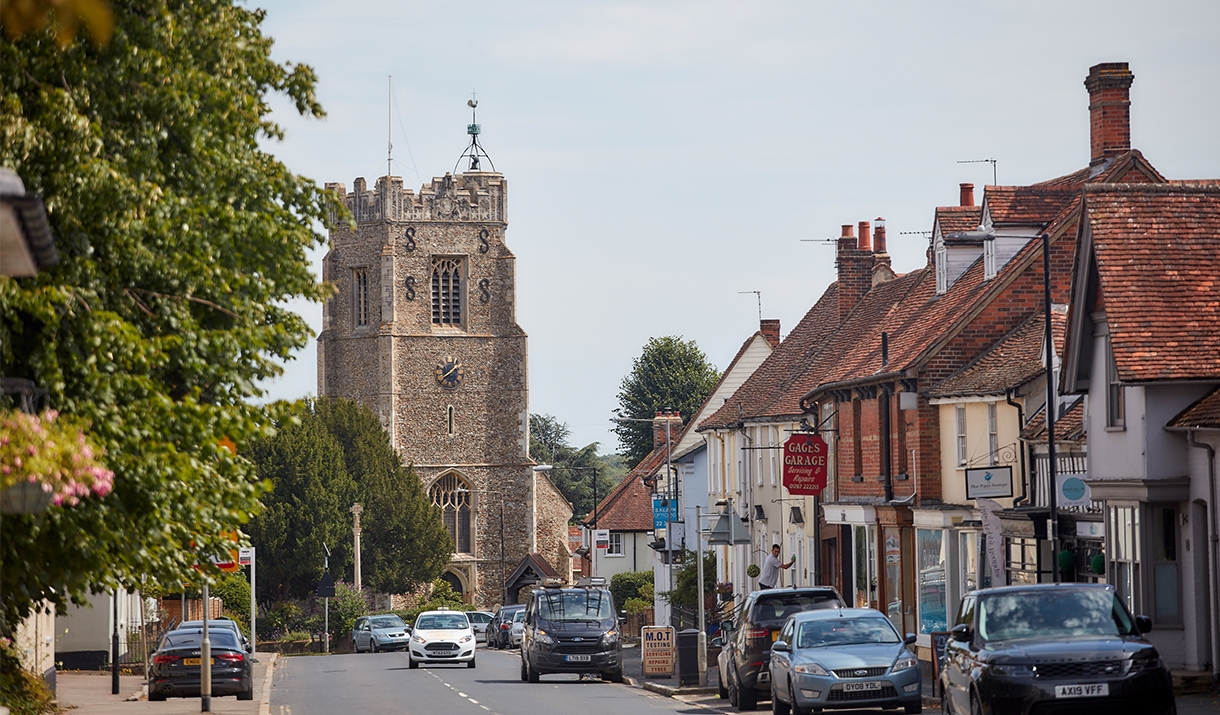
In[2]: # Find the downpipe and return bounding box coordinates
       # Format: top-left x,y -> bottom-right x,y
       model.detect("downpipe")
1187,429 -> 1219,688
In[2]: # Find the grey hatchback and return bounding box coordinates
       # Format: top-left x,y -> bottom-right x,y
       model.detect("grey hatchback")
940,583 -> 1175,715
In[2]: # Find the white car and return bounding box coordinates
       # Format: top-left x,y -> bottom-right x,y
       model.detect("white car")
408,609 -> 476,669
467,611 -> 494,644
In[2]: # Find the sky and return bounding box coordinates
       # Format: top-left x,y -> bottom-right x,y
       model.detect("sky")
252,0 -> 1220,453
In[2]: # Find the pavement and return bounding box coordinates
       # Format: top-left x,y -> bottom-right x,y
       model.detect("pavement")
39,646 -> 1220,715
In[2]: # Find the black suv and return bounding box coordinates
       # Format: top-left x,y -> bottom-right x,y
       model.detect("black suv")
940,583 -> 1175,715
519,579 -> 623,683
714,586 -> 845,710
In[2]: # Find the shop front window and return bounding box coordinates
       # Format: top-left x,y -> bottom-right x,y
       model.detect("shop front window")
853,524 -> 877,608
960,531 -> 979,593
883,527 -> 907,632
916,529 -> 947,634
1007,537 -> 1041,585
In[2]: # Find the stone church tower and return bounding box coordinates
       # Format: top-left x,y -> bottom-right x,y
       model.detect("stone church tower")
317,161 -> 539,607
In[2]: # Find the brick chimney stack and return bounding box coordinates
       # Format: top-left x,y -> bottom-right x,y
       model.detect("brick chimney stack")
837,223 -> 873,324
960,183 -> 975,207
1085,62 -> 1134,167
760,319 -> 781,347
652,410 -> 682,451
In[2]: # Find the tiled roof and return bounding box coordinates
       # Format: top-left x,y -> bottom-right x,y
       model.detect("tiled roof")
936,206 -> 984,236
1084,184 -> 1220,382
699,285 -> 841,429
927,310 -> 1065,398
1033,150 -> 1166,190
1167,387 -> 1220,429
586,451 -> 661,532
1021,398 -> 1086,443
984,186 -> 1078,226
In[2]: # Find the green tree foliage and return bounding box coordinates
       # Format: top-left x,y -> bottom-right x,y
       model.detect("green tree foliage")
530,413 -> 621,521
610,571 -> 653,612
246,398 -> 451,601
0,0 -> 331,634
613,337 -> 721,466
213,572 -> 251,625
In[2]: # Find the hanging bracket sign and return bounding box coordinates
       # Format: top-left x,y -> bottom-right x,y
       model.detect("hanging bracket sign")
782,433 -> 828,495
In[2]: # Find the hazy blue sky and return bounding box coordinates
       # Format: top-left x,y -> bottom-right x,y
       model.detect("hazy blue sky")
253,0 -> 1220,453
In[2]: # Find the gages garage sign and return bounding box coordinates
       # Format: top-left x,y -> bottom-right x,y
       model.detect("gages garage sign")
782,433 -> 828,496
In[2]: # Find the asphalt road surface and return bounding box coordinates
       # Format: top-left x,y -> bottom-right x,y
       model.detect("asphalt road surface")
270,647 -> 689,715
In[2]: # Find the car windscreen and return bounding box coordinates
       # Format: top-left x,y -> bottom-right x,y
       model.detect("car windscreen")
512,610 -> 525,623
536,589 -> 614,622
468,613 -> 491,624
162,630 -> 240,649
750,593 -> 842,624
370,616 -> 405,629
415,614 -> 469,630
977,589 -> 1138,643
796,616 -> 900,648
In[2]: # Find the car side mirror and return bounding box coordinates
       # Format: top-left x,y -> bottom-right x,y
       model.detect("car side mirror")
711,636 -> 724,647
1135,615 -> 1152,634
720,620 -> 733,634
951,623 -> 972,642
904,633 -> 917,645
772,640 -> 789,652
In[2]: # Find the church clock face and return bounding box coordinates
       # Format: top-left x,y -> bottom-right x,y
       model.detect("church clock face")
435,356 -> 464,390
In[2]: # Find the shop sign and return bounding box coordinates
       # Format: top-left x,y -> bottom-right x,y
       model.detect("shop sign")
965,466 -> 1013,500
641,625 -> 675,677
782,433 -> 828,495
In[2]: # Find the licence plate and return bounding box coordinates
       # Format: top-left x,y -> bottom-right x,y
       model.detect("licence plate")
1055,683 -> 1109,698
841,681 -> 883,692
565,654 -> 592,662
182,658 -> 213,666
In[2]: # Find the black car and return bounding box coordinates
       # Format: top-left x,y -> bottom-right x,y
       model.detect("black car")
714,586 -> 845,710
488,604 -> 525,649
149,628 -> 253,701
940,583 -> 1175,715
519,578 -> 623,682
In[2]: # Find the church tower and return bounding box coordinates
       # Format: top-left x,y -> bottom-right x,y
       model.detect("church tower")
318,118 -> 535,607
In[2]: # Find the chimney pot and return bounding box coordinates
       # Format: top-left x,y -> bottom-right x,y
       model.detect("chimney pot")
873,218 -> 887,254
841,224 -> 854,238
960,183 -> 975,207
858,221 -> 871,251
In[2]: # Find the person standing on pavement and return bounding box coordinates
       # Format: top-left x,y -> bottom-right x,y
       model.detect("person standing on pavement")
758,544 -> 795,589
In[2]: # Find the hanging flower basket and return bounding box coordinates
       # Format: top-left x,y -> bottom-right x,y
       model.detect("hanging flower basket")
746,564 -> 761,579
0,480 -> 54,514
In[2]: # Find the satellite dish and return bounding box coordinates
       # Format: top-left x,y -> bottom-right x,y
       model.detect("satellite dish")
468,99 -> 478,108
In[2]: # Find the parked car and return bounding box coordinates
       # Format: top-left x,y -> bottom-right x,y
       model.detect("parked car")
466,611 -> 494,644
940,583 -> 1175,715
175,619 -> 251,652
351,614 -> 412,653
519,578 -> 623,683
408,609 -> 476,669
148,628 -> 253,701
509,609 -> 526,648
714,586 -> 845,710
488,604 -> 525,649
769,608 -> 921,714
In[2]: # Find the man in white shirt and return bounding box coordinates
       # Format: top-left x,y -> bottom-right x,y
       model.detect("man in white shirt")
758,544 -> 795,589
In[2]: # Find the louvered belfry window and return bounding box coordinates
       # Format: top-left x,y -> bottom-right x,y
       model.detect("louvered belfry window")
431,257 -> 463,327
430,472 -> 472,554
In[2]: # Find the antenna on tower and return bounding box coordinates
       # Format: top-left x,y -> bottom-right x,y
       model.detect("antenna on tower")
387,76 -> 393,178
957,158 -> 997,185
456,90 -> 495,173
738,291 -> 762,322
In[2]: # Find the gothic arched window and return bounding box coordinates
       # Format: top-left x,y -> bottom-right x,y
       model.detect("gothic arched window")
431,472 -> 472,554
432,256 -> 463,327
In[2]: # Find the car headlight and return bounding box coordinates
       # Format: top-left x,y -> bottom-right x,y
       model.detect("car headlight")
891,651 -> 918,672
793,663 -> 829,676
459,634 -> 473,644
1128,653 -> 1163,672
602,629 -> 619,645
412,634 -> 426,644
535,630 -> 555,646
989,663 -> 1034,677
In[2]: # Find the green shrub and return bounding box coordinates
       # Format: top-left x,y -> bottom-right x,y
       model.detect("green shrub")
611,571 -> 653,610
0,638 -> 54,715
213,573 -> 252,625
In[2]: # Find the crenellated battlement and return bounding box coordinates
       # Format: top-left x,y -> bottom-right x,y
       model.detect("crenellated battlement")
325,172 -> 506,225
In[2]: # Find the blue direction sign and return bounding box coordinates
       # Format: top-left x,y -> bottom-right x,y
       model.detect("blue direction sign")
653,497 -> 678,529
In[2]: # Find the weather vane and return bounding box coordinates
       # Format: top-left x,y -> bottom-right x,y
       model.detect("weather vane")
456,90 -> 495,173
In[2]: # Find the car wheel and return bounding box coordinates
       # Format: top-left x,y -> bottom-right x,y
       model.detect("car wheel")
371,641 -> 379,653
237,683 -> 254,701
408,655 -> 418,669
737,674 -> 758,711
527,657 -> 540,683
771,682 -> 790,715
602,668 -> 623,683
970,691 -> 984,715
904,701 -> 922,714
467,657 -> 476,669
719,674 -> 730,699
727,668 -> 740,706
520,656 -> 529,682
149,690 -> 166,702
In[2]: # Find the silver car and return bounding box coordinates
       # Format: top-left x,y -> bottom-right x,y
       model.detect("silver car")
769,608 -> 922,714
467,611 -> 494,644
509,609 -> 525,648
352,614 -> 412,653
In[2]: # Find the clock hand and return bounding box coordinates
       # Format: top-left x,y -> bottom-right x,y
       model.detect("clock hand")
442,364 -> 459,379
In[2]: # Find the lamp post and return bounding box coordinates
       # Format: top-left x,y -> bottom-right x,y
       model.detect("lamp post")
456,487 -> 506,605
534,464 -> 599,580
351,503 -> 363,591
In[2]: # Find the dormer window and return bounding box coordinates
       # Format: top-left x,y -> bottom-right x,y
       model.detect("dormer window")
984,236 -> 997,280
935,236 -> 947,295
